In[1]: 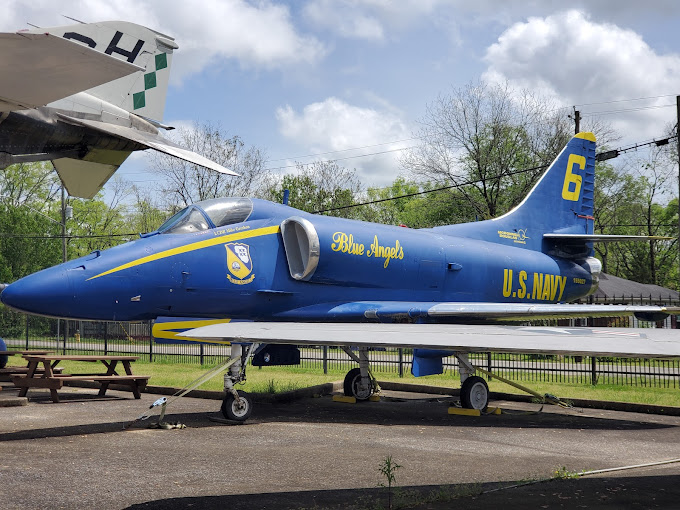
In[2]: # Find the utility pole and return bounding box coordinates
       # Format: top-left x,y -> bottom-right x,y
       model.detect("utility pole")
61,186 -> 67,263
574,108 -> 581,134
676,96 -> 679,292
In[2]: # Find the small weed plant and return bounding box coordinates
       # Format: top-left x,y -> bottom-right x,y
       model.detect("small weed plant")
378,455 -> 402,510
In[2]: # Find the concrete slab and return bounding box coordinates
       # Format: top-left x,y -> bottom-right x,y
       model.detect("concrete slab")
0,383 -> 679,509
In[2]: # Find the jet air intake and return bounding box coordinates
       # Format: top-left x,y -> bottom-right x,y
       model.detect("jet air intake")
280,217 -> 320,281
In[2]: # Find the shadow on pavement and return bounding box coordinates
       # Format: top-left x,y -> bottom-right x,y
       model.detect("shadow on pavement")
125,474 -> 680,510
0,394 -> 673,443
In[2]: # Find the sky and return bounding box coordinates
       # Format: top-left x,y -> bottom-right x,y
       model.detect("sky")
3,0 -> 680,197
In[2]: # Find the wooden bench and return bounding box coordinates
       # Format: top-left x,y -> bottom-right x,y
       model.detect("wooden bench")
11,355 -> 149,403
0,351 -> 59,382
0,366 -> 64,381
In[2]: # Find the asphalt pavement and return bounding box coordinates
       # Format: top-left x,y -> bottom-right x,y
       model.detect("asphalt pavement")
1,383 -> 680,509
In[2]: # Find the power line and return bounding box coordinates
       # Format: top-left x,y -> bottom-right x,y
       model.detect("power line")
575,94 -> 680,108
316,132 -> 679,213
265,145 -> 418,172
582,103 -> 677,117
313,161 -> 552,214
0,233 -> 137,240
267,138 -> 421,162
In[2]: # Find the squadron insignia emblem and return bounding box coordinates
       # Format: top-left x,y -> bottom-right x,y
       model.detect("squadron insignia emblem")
225,243 -> 255,285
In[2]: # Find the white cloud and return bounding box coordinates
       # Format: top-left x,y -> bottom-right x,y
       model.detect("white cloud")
482,10 -> 680,142
275,97 -> 411,185
484,10 -> 680,141
1,0 -> 326,81
302,0 -> 447,41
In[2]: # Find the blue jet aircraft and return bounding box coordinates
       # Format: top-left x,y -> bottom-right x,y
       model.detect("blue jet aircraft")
2,132 -> 679,420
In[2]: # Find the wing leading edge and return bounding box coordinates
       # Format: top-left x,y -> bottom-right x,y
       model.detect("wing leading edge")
0,32 -> 141,112
57,115 -> 238,175
180,322 -> 680,359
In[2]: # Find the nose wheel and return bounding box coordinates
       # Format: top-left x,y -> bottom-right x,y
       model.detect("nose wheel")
221,390 -> 253,421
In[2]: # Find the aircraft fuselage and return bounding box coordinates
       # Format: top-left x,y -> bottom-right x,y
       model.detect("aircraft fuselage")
0,102 -> 145,167
0,199 -> 595,322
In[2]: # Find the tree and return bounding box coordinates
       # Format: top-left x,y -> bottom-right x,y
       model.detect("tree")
357,178 -> 478,228
127,186 -> 167,235
266,161 -> 362,217
148,122 -> 269,209
66,180 -> 132,258
0,162 -> 62,282
594,151 -> 678,289
402,81 -> 581,219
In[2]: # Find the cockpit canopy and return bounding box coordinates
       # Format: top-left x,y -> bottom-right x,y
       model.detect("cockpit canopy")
155,197 -> 253,235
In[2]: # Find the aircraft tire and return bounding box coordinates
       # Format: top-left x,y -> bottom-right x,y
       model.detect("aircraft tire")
221,390 -> 253,422
343,367 -> 372,401
460,376 -> 489,410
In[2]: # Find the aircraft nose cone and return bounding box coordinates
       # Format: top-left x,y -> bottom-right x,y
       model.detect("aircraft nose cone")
0,267 -> 74,317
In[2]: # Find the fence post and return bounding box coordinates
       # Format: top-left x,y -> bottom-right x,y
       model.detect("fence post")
323,346 -> 328,374
200,343 -> 204,366
25,315 -> 29,350
398,348 -> 404,378
591,357 -> 597,385
487,352 -> 493,380
62,320 -> 68,354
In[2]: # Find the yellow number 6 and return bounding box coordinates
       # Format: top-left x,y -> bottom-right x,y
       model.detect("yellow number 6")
562,154 -> 585,201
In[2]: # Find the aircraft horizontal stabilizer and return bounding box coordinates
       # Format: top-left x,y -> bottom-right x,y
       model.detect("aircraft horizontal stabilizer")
56,114 -> 238,176
179,322 -> 680,359
0,32 -> 141,112
544,234 -> 674,242
52,155 -> 126,199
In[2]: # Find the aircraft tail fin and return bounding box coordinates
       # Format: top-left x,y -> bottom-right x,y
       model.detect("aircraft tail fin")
28,20 -> 177,121
435,132 -> 596,254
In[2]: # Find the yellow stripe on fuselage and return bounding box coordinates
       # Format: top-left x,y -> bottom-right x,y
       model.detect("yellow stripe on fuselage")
152,319 -> 233,345
87,225 -> 281,280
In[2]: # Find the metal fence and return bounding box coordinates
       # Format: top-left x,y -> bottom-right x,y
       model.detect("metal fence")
1,308 -> 679,388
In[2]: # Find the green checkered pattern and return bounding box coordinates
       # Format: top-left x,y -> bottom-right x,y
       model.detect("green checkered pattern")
133,53 -> 168,110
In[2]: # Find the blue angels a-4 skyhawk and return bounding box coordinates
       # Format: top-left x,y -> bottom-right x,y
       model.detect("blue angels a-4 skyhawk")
2,123 -> 679,420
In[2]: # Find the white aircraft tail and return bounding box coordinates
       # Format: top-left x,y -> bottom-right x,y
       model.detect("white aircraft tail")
29,20 -> 177,121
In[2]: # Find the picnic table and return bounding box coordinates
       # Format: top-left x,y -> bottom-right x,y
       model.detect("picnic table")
12,354 -> 150,403
0,351 -> 60,383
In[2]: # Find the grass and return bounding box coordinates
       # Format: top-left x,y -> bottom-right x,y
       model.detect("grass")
5,356 -> 680,406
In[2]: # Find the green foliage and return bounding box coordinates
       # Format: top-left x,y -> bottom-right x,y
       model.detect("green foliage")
593,153 -> 678,290
552,466 -> 580,479
267,161 -> 362,218
0,163 -> 63,281
357,178 -> 477,227
67,194 -> 130,258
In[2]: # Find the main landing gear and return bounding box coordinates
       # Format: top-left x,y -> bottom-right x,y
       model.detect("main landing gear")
456,353 -> 489,410
342,347 -> 380,400
340,349 -> 489,411
221,343 -> 258,422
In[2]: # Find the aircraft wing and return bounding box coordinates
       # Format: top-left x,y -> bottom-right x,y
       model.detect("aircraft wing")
274,301 -> 678,322
55,114 -> 238,176
0,31 -> 141,112
180,322 -> 680,359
